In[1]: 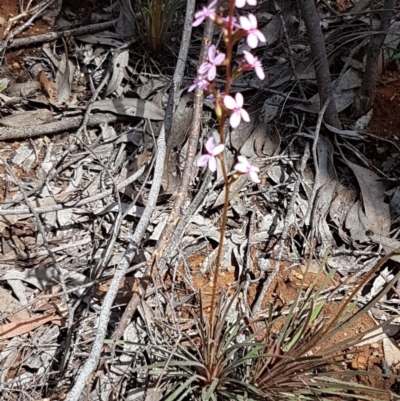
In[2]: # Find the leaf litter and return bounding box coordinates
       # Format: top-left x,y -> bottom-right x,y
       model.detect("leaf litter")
0,0 -> 399,399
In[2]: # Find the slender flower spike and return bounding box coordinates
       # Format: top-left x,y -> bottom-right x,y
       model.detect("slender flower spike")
243,51 -> 265,80
234,155 -> 260,183
197,137 -> 225,172
188,76 -> 209,92
223,92 -> 250,128
239,14 -> 266,48
235,0 -> 257,8
193,0 -> 217,27
198,45 -> 226,81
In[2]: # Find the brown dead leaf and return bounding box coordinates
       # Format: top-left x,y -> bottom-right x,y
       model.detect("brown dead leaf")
39,71 -> 58,104
0,287 -> 30,323
0,314 -> 62,339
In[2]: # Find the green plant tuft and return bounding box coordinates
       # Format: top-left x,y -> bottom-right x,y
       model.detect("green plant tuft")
137,0 -> 181,56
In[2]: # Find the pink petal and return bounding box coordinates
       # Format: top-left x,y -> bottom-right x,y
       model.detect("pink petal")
235,92 -> 244,108
234,162 -> 248,173
248,14 -> 258,29
198,62 -> 210,74
208,156 -> 217,172
230,111 -> 241,128
243,50 -> 254,64
247,33 -> 258,49
255,66 -> 265,80
239,16 -> 251,30
249,171 -> 260,183
197,154 -> 211,167
248,0 -> 257,5
212,144 -> 225,156
205,137 -> 216,153
192,17 -> 205,27
255,30 -> 267,43
208,45 -> 216,61
188,82 -> 197,92
207,66 -> 217,81
240,108 -> 250,122
249,165 -> 260,173
224,95 -> 236,110
213,53 -> 226,65
235,0 -> 246,7
237,155 -> 250,166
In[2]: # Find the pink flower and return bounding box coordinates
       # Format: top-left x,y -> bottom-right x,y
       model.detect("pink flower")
197,137 -> 224,172
198,45 -> 226,81
239,14 -> 266,48
234,156 -> 260,183
223,92 -> 250,128
243,51 -> 265,80
188,76 -> 209,92
193,0 -> 217,27
221,15 -> 239,29
235,0 -> 257,8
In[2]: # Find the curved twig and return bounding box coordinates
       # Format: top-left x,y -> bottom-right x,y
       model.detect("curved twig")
64,2 -> 196,398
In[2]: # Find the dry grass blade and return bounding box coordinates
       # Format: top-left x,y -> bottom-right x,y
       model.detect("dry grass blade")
248,251 -> 400,400
144,290 -> 258,400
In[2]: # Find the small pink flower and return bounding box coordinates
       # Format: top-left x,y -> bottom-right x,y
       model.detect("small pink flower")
239,14 -> 266,48
243,51 -> 265,80
188,76 -> 209,92
221,15 -> 239,29
235,0 -> 257,8
193,0 -> 217,27
234,156 -> 260,183
198,45 -> 226,81
197,137 -> 225,172
223,92 -> 250,128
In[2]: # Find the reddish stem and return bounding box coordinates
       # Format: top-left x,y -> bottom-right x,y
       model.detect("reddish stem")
208,0 -> 236,359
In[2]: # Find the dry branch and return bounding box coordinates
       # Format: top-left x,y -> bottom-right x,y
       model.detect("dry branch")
0,20 -> 117,50
64,1 -> 196,399
300,0 -> 340,128
152,18 -> 215,278
0,114 -> 118,140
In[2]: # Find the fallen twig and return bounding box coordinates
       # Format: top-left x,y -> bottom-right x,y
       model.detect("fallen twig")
64,1 -> 196,399
0,164 -> 147,216
108,0 -> 198,345
152,19 -> 215,278
0,114 -> 119,140
0,20 -> 117,51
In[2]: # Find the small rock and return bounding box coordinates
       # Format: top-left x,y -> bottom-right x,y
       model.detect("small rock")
383,336 -> 400,367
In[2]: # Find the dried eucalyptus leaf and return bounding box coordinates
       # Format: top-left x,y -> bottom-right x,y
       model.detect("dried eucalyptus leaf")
9,144 -> 33,165
261,95 -> 284,123
93,202 -> 144,217
55,52 -> 74,104
92,98 -> 165,120
105,49 -> 129,96
0,109 -> 53,127
346,161 -> 391,236
329,184 -> 358,228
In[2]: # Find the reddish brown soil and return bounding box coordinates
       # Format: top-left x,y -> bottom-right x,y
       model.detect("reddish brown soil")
366,70 -> 400,174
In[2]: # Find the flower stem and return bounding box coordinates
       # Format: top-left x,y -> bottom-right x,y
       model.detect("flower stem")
208,0 -> 236,350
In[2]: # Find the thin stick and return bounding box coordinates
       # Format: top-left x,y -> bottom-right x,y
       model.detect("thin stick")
1,20 -> 117,50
